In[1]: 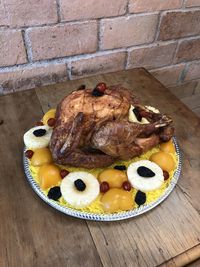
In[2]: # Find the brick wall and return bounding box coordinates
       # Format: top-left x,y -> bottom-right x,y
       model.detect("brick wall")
1,0 -> 200,99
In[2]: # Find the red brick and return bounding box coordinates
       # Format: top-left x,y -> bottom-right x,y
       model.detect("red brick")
27,22 -> 98,61
127,42 -> 177,69
184,61 -> 200,81
101,14 -> 158,50
185,0 -> 200,7
168,81 -> 197,98
158,10 -> 200,41
0,63 -> 68,94
71,52 -> 126,78
0,1 -> 6,26
0,30 -> 27,67
60,0 -> 127,21
0,0 -> 57,27
129,0 -> 182,13
175,38 -> 200,63
150,64 -> 185,86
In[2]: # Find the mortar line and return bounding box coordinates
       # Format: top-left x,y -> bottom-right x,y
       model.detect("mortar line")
154,11 -> 163,41
172,40 -> 180,64
23,30 -> 33,62
55,0 -> 62,22
178,63 -> 189,84
124,50 -> 129,70
97,19 -> 101,51
20,30 -> 29,63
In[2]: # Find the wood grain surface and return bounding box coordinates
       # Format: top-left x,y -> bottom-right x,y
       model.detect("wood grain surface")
0,91 -> 102,267
159,244 -> 200,267
1,68 -> 200,267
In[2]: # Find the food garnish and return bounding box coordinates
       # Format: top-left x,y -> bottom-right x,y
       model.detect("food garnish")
25,150 -> 34,159
60,172 -> 99,208
24,125 -> 52,149
60,169 -> 69,179
77,84 -> 86,90
122,181 -> 132,191
150,151 -> 175,172
47,118 -> 56,127
137,166 -> 155,178
74,179 -> 86,191
31,147 -> 52,167
92,88 -> 104,97
100,182 -> 110,193
33,129 -> 47,137
127,160 -> 164,192
98,169 -> 127,189
133,107 -> 142,122
48,186 -> 61,201
135,191 -> 146,206
114,165 -> 126,171
160,139 -> 176,154
101,188 -> 133,213
163,171 -> 170,181
38,164 -> 61,190
95,82 -> 107,93
36,121 -> 44,126
42,109 -> 56,125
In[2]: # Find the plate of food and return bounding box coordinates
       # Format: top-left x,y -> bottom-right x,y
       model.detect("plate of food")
23,82 -> 181,221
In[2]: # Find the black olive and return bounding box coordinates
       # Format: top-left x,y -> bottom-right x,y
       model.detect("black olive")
74,179 -> 86,191
137,166 -> 155,177
48,186 -> 61,201
133,107 -> 142,122
92,88 -> 104,97
77,84 -> 86,90
135,191 -> 146,206
33,129 -> 46,137
114,165 -> 127,171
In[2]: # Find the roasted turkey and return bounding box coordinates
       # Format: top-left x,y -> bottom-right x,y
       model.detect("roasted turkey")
50,83 -> 174,168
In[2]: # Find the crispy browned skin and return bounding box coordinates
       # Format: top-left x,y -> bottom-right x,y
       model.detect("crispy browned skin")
91,117 -> 174,160
50,85 -> 174,168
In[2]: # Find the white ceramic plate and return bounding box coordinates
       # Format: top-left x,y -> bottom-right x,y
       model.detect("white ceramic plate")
23,137 -> 182,221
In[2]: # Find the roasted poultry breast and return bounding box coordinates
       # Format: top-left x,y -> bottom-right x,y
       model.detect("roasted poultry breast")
50,83 -> 174,168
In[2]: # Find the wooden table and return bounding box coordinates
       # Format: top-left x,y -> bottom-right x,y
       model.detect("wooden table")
0,69 -> 200,267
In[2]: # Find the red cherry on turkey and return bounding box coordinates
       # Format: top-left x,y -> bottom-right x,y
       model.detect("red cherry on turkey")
96,83 -> 107,93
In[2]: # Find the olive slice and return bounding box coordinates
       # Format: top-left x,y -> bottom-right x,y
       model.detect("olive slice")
135,191 -> 146,206
133,107 -> 142,122
48,186 -> 61,201
74,179 -> 86,191
33,129 -> 47,137
137,166 -> 155,177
